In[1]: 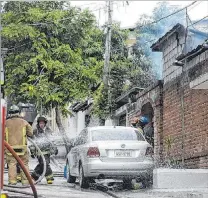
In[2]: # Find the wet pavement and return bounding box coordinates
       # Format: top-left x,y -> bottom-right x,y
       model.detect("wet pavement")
3,158 -> 208,198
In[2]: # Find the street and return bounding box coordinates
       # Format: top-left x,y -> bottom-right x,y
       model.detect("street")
4,158 -> 208,198
1,1 -> 208,198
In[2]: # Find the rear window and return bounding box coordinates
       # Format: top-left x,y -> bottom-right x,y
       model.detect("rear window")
91,128 -> 145,141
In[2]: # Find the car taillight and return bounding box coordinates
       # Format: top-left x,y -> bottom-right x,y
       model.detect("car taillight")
145,147 -> 154,156
87,147 -> 100,158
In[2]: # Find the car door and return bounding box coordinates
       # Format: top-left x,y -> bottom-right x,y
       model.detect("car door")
69,137 -> 79,176
73,129 -> 88,176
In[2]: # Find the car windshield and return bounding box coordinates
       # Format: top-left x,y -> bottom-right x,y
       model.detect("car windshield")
91,128 -> 145,141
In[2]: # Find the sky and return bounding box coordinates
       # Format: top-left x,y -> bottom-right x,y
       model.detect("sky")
70,1 -> 208,28
69,1 -> 208,79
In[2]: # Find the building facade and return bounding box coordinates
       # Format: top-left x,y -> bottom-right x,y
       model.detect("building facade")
114,23 -> 208,168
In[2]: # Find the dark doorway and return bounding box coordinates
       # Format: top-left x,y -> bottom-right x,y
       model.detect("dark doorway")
141,102 -> 154,147
119,114 -> 126,126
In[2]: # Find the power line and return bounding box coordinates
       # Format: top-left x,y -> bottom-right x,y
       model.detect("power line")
137,1 -> 197,29
187,1 -> 202,11
3,1 -> 198,29
6,13 -> 208,53
190,15 -> 208,26
5,1 -> 207,52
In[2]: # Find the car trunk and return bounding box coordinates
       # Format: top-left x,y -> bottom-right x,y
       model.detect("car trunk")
92,141 -> 148,162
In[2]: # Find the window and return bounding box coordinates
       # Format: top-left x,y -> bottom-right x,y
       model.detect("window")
91,128 -> 145,141
76,129 -> 88,145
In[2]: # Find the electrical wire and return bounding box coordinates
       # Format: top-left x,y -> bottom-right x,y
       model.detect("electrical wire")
137,1 -> 197,29
4,1 -> 206,53
13,1 -> 196,28
187,1 -> 202,12
190,15 -> 208,26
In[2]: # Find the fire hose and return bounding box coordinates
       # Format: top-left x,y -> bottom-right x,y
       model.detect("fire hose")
4,141 -> 38,198
4,137 -> 47,189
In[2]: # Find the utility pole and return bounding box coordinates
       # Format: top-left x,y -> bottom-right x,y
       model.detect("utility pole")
102,1 -> 113,126
103,1 -> 113,89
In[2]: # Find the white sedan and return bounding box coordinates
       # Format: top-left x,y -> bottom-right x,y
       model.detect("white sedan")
65,126 -> 154,188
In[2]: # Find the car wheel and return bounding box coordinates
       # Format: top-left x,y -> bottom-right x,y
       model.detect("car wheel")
138,174 -> 152,189
123,178 -> 132,190
66,161 -> 76,183
79,164 -> 89,189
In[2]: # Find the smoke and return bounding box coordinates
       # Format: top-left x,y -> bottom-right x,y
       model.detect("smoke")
136,2 -> 186,79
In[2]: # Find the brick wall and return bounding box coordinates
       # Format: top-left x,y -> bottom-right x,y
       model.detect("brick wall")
163,59 -> 208,168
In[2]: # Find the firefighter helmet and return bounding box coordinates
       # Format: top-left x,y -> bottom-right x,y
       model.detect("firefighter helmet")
9,105 -> 20,114
37,116 -> 48,124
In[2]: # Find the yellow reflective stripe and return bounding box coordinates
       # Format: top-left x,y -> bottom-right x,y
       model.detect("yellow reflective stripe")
22,127 -> 26,145
21,180 -> 29,185
5,127 -> 9,142
38,151 -> 50,155
9,180 -> 17,184
45,174 -> 53,180
6,145 -> 27,156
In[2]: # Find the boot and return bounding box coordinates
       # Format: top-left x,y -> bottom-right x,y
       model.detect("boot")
17,174 -> 21,183
47,180 -> 53,184
8,182 -> 17,186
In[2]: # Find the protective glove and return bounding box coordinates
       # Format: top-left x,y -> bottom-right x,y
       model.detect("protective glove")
55,148 -> 58,155
29,145 -> 36,156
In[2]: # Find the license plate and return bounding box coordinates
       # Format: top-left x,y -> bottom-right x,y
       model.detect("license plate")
115,150 -> 132,157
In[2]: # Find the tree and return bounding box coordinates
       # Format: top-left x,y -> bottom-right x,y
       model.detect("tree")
92,23 -> 156,121
2,2 -> 102,152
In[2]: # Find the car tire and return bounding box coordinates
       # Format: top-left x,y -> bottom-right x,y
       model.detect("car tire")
139,174 -> 152,189
66,161 -> 76,183
123,178 -> 132,190
79,164 -> 89,189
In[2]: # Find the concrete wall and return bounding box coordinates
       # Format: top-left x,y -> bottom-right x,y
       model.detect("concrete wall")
161,31 -> 184,84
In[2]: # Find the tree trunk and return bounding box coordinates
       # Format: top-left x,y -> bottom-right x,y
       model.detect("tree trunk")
55,106 -> 70,154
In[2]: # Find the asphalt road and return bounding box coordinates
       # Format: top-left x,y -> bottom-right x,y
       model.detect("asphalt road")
3,157 -> 208,198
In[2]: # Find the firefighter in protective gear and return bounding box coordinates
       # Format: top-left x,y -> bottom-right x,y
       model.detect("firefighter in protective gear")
31,116 -> 57,184
5,105 -> 33,185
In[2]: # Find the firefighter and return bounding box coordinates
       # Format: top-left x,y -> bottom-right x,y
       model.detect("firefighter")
31,116 -> 58,184
16,164 -> 21,183
6,114 -> 21,183
137,116 -> 149,132
131,116 -> 149,134
143,121 -> 154,147
5,105 -> 33,185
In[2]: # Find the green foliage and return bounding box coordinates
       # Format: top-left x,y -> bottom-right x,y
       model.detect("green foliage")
3,2 -> 101,114
92,22 -> 156,119
3,2 -> 156,120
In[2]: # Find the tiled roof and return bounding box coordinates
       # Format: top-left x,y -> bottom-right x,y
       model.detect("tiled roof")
177,40 -> 208,61
151,23 -> 185,51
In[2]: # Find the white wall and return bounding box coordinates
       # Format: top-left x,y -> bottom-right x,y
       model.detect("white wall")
77,111 -> 86,135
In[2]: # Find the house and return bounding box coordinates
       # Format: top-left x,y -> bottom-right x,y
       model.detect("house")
115,22 -> 208,168
151,22 -> 208,168
122,25 -> 137,58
